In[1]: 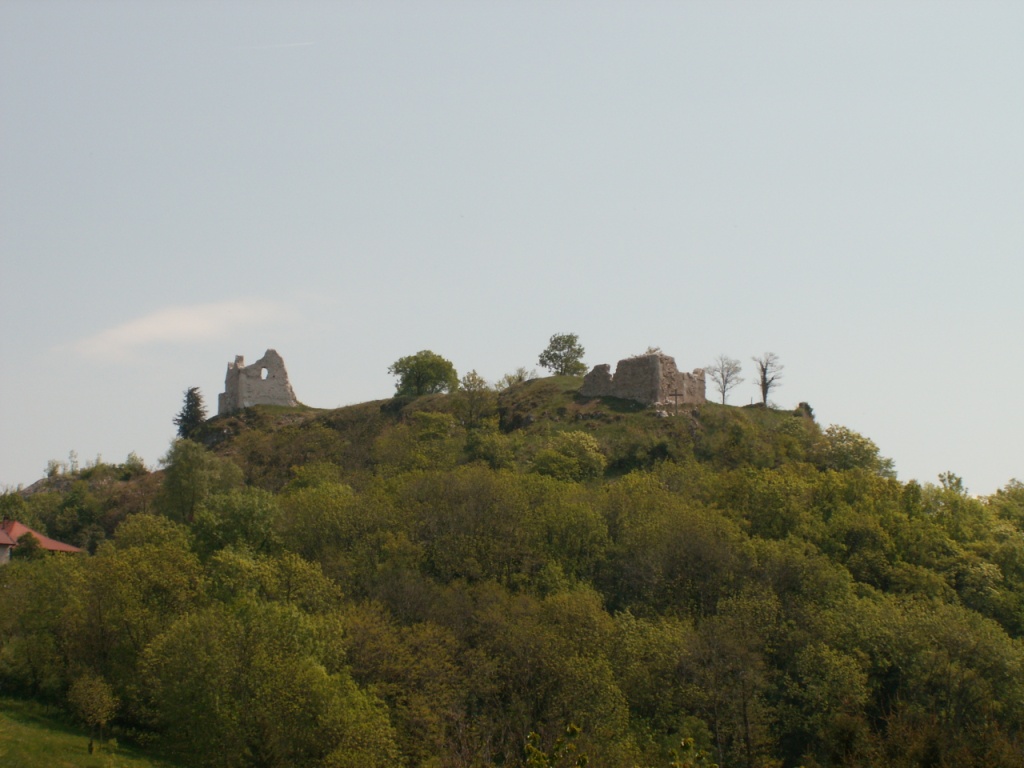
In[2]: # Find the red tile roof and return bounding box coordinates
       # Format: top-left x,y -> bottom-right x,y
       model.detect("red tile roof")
0,520 -> 83,554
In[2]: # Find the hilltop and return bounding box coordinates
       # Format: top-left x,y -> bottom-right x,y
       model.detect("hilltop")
3,376 -> 1024,767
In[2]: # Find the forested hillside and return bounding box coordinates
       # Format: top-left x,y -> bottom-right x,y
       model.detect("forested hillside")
3,376 -> 1024,767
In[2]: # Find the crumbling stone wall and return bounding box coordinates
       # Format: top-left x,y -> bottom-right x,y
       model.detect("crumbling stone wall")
218,349 -> 298,415
580,353 -> 705,407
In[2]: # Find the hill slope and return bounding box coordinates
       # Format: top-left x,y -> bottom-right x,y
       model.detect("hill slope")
4,377 -> 1024,767
0,698 -> 180,768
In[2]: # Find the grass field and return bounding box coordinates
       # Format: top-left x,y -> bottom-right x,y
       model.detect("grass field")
0,698 -> 180,768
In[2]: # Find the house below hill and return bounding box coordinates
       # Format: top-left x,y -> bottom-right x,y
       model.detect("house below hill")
0,519 -> 83,564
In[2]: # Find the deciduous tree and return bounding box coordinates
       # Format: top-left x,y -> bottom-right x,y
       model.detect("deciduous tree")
538,333 -> 587,377
532,431 -> 606,482
819,425 -> 895,477
707,355 -> 744,405
145,601 -> 400,767
67,672 -> 118,754
388,350 -> 458,397
157,440 -> 243,523
192,487 -> 282,557
456,370 -> 497,429
11,531 -> 44,561
751,353 -> 783,405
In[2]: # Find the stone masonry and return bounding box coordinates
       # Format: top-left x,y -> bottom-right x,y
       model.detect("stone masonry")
580,352 -> 705,407
218,349 -> 298,415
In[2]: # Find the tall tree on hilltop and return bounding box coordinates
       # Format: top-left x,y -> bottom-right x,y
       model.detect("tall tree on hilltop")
752,353 -> 783,405
388,350 -> 459,397
173,387 -> 207,438
538,332 -> 587,376
707,355 -> 744,405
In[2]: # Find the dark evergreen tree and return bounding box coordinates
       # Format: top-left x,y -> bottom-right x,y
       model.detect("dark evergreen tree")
173,386 -> 207,438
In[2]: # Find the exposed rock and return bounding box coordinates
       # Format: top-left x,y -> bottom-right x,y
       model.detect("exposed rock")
218,349 -> 298,415
580,353 -> 705,407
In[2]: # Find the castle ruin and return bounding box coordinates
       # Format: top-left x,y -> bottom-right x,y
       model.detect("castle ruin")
580,352 -> 705,407
218,349 -> 298,415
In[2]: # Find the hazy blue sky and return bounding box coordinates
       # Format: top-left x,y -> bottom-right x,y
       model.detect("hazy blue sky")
2,2 -> 1022,494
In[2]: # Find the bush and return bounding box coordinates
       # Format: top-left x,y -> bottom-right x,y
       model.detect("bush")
532,432 -> 606,481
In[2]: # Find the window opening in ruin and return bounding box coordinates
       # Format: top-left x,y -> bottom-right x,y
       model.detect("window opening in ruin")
261,368 -> 269,380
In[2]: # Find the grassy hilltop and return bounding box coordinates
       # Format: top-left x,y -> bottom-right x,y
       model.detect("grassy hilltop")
3,375 -> 1024,767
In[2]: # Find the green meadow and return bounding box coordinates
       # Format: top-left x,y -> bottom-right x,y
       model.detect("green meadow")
0,698 -> 179,768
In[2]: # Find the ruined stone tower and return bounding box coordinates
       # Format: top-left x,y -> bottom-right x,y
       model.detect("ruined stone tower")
218,349 -> 298,415
580,352 -> 705,407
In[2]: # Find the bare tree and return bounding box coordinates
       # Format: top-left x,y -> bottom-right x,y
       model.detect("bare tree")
707,355 -> 744,404
496,366 -> 535,391
752,353 -> 783,405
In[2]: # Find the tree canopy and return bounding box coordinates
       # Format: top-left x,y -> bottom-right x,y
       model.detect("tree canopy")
5,376 -> 1024,768
538,333 -> 587,376
388,350 -> 459,397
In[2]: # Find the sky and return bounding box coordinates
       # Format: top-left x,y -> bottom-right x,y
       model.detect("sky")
2,1 -> 1023,495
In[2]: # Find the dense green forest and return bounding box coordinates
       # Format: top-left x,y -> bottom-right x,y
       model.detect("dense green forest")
4,375 -> 1024,767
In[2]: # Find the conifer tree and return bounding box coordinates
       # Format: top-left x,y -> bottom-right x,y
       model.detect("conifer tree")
173,386 -> 207,438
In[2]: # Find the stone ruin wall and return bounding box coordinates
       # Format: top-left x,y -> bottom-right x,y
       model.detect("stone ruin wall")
218,349 -> 298,415
212,347 -> 701,417
657,356 -> 706,406
580,353 -> 705,407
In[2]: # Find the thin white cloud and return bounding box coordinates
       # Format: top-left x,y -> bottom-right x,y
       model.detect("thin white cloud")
72,299 -> 290,361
